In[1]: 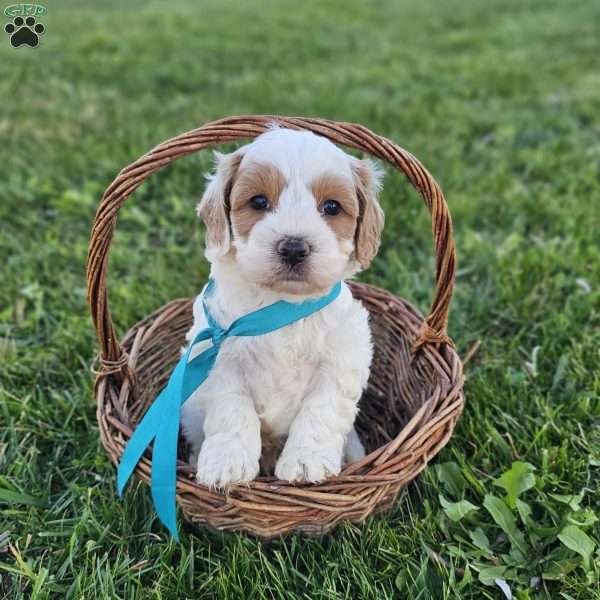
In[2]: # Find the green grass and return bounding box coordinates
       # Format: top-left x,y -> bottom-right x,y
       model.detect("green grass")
1,0 -> 599,597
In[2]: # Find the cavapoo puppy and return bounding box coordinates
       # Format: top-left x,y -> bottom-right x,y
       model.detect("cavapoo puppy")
181,126 -> 384,488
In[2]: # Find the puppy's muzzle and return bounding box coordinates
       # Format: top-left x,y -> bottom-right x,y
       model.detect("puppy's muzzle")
277,237 -> 310,267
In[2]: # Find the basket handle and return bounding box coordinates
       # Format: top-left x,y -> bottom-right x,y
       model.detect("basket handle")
86,115 -> 456,373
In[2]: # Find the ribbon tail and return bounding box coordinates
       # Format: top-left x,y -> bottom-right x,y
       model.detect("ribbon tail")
116,323 -> 221,540
149,346 -> 217,540
117,386 -> 171,497
117,350 -> 190,497
151,414 -> 181,541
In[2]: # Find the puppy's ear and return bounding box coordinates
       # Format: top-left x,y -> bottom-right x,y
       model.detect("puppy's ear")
352,158 -> 385,268
197,150 -> 243,258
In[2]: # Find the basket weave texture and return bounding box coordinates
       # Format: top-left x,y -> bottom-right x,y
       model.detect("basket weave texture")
86,115 -> 464,538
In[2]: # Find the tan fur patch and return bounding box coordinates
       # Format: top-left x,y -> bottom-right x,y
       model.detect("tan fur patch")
352,160 -> 385,268
230,162 -> 286,239
310,172 -> 359,242
197,152 -> 243,254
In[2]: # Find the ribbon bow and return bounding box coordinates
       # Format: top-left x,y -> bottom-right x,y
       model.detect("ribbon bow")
117,279 -> 342,539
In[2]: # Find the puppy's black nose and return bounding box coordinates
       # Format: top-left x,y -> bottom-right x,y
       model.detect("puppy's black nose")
277,237 -> 310,266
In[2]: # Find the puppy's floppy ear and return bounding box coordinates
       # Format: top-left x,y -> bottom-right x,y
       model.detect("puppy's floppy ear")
352,158 -> 385,268
197,150 -> 243,258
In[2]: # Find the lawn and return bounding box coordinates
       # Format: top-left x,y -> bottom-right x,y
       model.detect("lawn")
1,0 -> 599,598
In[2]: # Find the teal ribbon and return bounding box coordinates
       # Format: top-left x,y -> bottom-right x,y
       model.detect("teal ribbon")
117,279 -> 342,539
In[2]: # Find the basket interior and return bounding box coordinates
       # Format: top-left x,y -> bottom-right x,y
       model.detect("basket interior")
354,312 -> 434,454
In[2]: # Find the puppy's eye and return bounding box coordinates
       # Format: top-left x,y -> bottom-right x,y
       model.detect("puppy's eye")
322,199 -> 341,216
249,195 -> 269,211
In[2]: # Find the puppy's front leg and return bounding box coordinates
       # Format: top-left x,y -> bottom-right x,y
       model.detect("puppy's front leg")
195,385 -> 261,489
275,371 -> 360,483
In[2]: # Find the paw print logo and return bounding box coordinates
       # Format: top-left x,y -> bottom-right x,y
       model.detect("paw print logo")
4,15 -> 45,47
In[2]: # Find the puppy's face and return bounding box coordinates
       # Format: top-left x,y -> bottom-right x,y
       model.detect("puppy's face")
198,128 -> 384,295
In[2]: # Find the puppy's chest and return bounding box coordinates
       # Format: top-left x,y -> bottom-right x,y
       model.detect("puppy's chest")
226,319 -> 326,423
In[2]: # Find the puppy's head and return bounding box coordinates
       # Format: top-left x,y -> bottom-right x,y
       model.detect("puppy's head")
198,127 -> 384,295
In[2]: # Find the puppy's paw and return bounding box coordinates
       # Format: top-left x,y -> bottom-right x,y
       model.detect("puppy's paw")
195,434 -> 259,489
275,443 -> 342,483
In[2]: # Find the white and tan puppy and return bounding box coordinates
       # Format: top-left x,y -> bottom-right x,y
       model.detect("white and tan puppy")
181,126 -> 384,488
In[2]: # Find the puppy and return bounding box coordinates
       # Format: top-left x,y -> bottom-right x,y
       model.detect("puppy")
181,126 -> 384,487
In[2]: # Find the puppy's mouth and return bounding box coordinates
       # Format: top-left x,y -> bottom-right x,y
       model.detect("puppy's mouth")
278,262 -> 308,281
269,271 -> 317,296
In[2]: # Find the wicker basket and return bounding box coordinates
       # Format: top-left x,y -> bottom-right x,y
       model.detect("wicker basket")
86,115 -> 464,538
